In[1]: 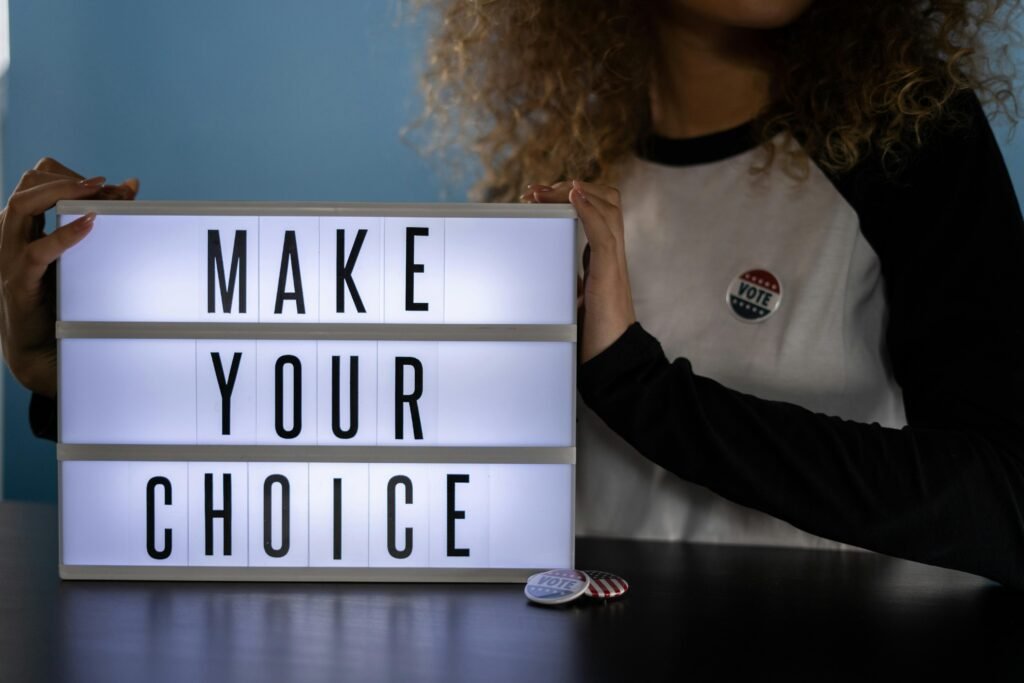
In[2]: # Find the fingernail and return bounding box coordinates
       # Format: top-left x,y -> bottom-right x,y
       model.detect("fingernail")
572,187 -> 588,204
75,213 -> 96,232
526,184 -> 551,192
79,176 -> 105,186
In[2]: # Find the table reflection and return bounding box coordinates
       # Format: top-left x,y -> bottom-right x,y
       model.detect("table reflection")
56,582 -> 589,683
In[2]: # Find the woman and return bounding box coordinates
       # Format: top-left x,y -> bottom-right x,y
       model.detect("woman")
415,0 -> 1024,587
3,0 -> 1023,587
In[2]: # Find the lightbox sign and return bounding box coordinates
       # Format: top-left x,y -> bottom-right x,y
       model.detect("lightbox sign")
55,201 -> 577,581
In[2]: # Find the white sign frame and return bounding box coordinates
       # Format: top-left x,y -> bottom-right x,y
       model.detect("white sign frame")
55,201 -> 579,582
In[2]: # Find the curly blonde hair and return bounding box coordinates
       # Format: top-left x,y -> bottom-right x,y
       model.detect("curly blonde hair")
412,0 -> 1020,200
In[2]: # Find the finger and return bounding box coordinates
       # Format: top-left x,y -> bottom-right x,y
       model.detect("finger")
33,156 -> 84,179
569,187 -> 617,251
531,189 -> 568,203
519,183 -> 558,203
522,183 -> 552,198
99,178 -> 139,200
520,180 -> 572,203
7,176 -> 106,222
16,169 -> 75,192
568,180 -> 620,207
21,213 -> 96,281
93,183 -> 135,201
571,181 -> 624,241
16,172 -> 136,201
16,171 -> 119,196
573,181 -> 618,213
521,179 -> 621,207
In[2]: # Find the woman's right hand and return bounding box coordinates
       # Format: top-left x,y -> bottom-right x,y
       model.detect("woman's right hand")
0,157 -> 138,397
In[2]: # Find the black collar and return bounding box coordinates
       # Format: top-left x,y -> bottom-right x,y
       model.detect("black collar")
635,120 -> 758,166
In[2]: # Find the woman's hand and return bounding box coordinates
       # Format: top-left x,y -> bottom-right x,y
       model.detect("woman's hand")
0,157 -> 138,397
521,179 -> 636,363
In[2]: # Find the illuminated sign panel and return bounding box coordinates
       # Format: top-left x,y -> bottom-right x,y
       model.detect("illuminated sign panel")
60,461 -> 572,570
58,212 -> 576,324
56,202 -> 577,581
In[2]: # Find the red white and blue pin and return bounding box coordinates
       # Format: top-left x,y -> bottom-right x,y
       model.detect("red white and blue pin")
583,570 -> 629,599
727,268 -> 782,322
525,569 -> 629,606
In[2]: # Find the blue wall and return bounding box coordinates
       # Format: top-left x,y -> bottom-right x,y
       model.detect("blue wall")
3,1 -> 1023,500
2,0 -> 449,500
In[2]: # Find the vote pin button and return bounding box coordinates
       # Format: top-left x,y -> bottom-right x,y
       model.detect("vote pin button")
583,570 -> 629,599
726,268 -> 782,322
524,569 -> 591,606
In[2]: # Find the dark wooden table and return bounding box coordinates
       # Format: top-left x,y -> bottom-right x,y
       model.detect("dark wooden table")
2,501 -> 1022,682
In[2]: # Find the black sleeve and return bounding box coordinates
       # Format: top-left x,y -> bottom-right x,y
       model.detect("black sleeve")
577,89 -> 1024,590
29,392 -> 58,442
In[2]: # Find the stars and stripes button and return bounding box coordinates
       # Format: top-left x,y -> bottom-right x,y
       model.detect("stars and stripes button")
524,569 -> 591,605
583,570 -> 629,599
726,268 -> 783,322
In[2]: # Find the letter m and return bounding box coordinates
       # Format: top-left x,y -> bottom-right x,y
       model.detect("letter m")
208,230 -> 247,313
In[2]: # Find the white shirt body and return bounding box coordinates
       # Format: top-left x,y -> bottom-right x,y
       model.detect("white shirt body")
575,137 -> 907,550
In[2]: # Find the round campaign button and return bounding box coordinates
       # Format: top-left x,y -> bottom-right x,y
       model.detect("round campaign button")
524,569 -> 591,605
726,268 -> 782,322
583,570 -> 629,599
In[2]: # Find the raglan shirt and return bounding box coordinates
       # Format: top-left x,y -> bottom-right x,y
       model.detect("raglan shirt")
575,89 -> 1024,589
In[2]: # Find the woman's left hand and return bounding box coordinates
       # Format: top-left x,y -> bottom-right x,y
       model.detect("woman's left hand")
520,179 -> 636,363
